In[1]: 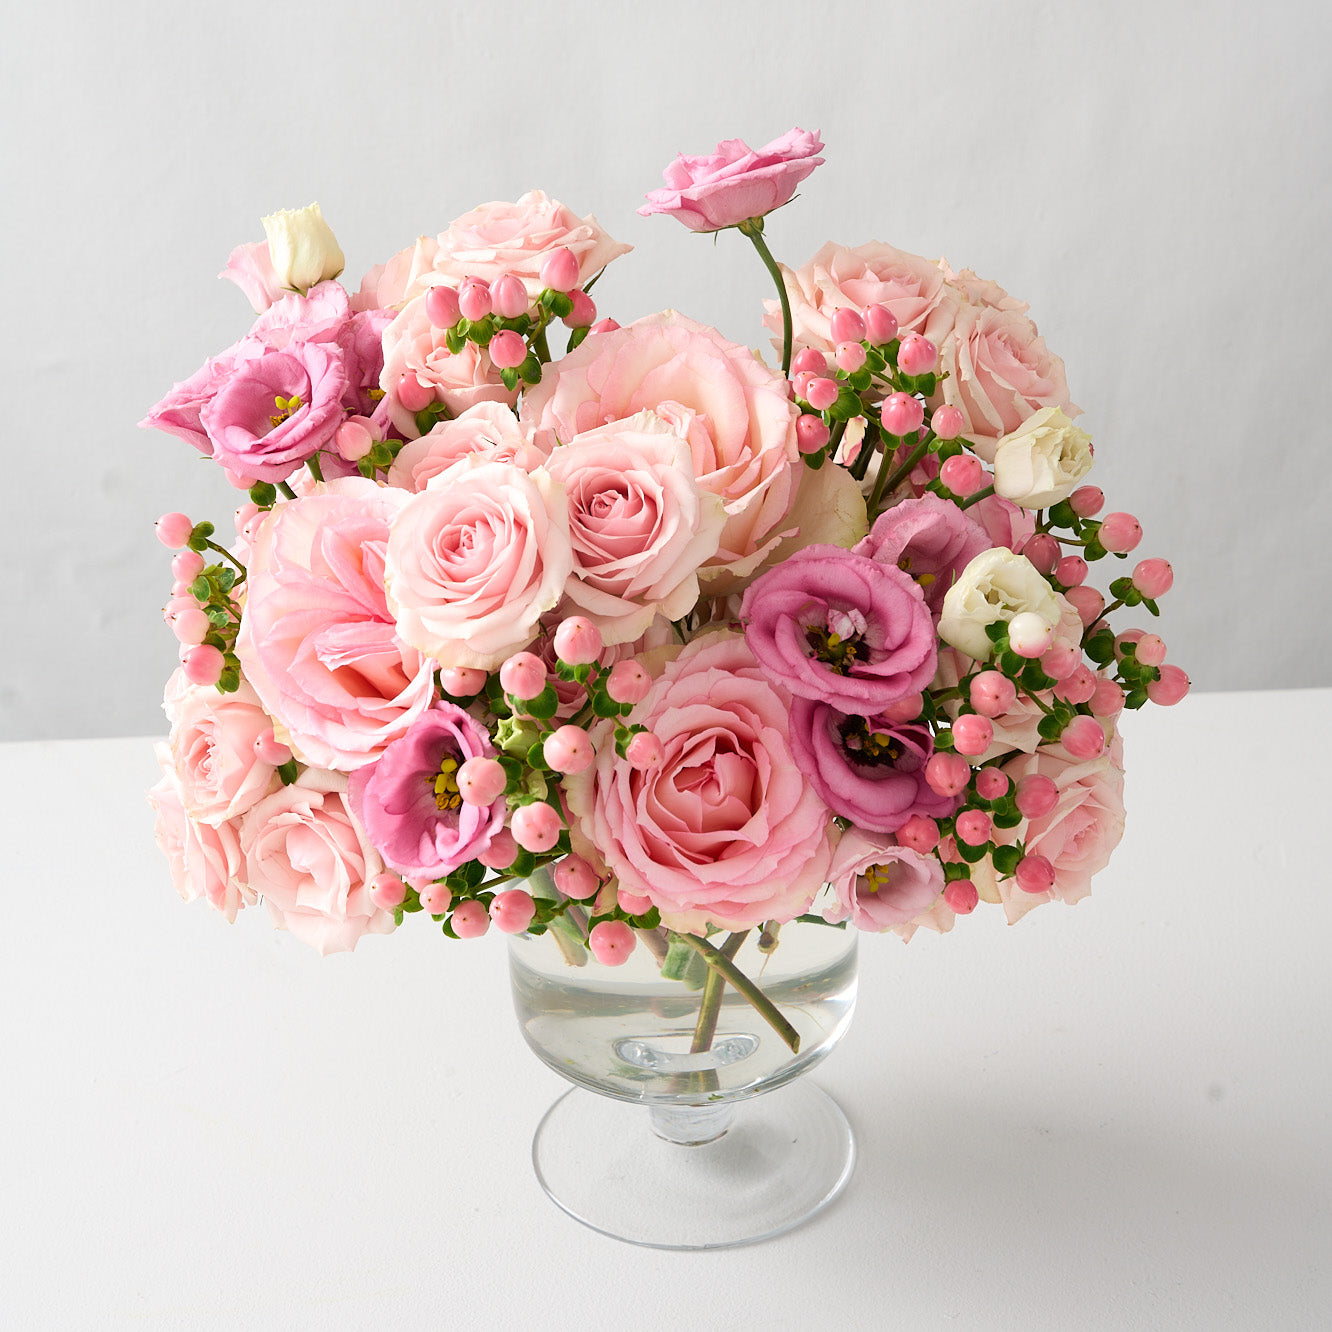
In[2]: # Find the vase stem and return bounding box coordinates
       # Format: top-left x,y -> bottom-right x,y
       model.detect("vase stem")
649,1100 -> 735,1146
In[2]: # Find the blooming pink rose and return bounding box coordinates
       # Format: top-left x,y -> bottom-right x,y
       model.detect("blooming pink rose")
148,745 -> 252,923
972,732 -> 1126,924
384,459 -> 573,670
938,303 -> 1078,462
938,259 -> 1031,315
240,767 -> 394,955
543,411 -> 727,644
235,480 -> 438,771
387,402 -> 544,492
351,236 -> 441,312
766,241 -> 959,357
564,631 -> 834,929
380,294 -> 515,437
219,239 -> 285,313
638,128 -> 824,232
521,312 -> 801,586
825,830 -> 945,931
168,675 -> 280,825
428,190 -> 631,296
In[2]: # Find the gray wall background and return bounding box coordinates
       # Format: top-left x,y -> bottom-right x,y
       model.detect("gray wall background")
3,0 -> 1328,741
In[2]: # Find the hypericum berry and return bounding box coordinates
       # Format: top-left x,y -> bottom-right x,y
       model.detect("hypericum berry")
1061,714 -> 1106,759
1053,663 -> 1097,706
590,317 -> 620,335
1132,558 -> 1174,598
1015,773 -> 1058,819
955,809 -> 993,847
420,883 -> 453,915
952,713 -> 994,757
553,616 -> 603,666
1064,585 -> 1105,628
925,751 -> 971,798
605,661 -> 651,706
156,512 -> 195,549
1098,511 -> 1143,554
253,730 -> 292,766
1089,677 -> 1125,718
499,652 -> 547,700
489,889 -> 537,935
975,767 -> 1010,801
1056,555 -> 1088,587
881,391 -> 924,436
931,405 -> 965,440
1135,634 -> 1168,668
488,329 -> 528,369
943,879 -> 979,914
181,644 -> 225,687
553,855 -> 601,900
1015,854 -> 1056,894
862,303 -> 898,345
456,756 -> 507,806
625,732 -> 664,772
544,725 -> 594,775
881,692 -> 924,724
335,418 -> 375,462
539,246 -> 580,293
835,340 -> 867,373
1146,663 -> 1190,706
791,347 -> 828,377
588,920 -> 636,966
395,373 -> 434,413
896,333 -> 938,376
1021,533 -> 1061,575
970,671 -> 1017,718
440,667 -> 487,698
1008,611 -> 1055,658
939,453 -> 985,497
796,414 -> 831,454
369,872 -> 408,911
171,551 -> 205,582
563,290 -> 597,328
425,285 -> 462,327
1069,485 -> 1104,517
618,889 -> 653,916
457,276 -> 492,321
511,802 -> 561,854
805,377 -> 840,411
829,307 -> 867,344
477,827 -> 518,870
489,273 -> 529,319
897,814 -> 940,854
450,899 -> 490,938
1114,628 -> 1146,658
171,607 -> 211,646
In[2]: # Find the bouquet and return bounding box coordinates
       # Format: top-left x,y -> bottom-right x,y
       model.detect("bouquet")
144,129 -> 1187,1044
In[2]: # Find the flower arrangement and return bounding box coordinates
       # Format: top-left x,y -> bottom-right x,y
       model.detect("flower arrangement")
144,129 -> 1187,1042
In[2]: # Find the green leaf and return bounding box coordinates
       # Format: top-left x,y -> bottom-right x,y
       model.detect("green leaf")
276,759 -> 298,785
956,838 -> 989,864
984,620 -> 1010,645
1047,500 -> 1076,528
993,806 -> 1023,830
524,685 -> 559,720
499,366 -> 520,392
1037,713 -> 1065,743
510,848 -> 536,880
992,844 -> 1021,877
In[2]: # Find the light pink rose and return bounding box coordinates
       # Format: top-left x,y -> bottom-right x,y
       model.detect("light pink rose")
148,745 -> 252,923
379,294 -> 515,437
973,731 -> 1126,924
543,410 -> 727,644
521,312 -> 801,586
938,259 -> 1031,315
429,190 -> 631,297
825,829 -> 945,931
891,895 -> 958,943
384,459 -> 573,670
239,767 -> 394,955
351,236 -> 441,312
387,402 -> 545,492
766,241 -> 960,357
235,480 -> 438,771
638,128 -> 824,232
564,631 -> 834,929
938,303 -> 1078,462
219,239 -> 285,313
168,676 -> 280,825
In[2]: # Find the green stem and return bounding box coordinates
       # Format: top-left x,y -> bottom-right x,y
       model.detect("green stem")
201,539 -> 246,576
670,931 -> 800,1054
740,221 -> 793,376
690,931 -> 749,1054
959,484 -> 994,511
873,431 -> 934,513
278,481 -> 297,501
307,452 -> 324,484
532,322 -> 552,364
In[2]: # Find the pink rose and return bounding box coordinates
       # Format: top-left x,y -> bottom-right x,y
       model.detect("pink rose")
148,745 -> 252,923
386,402 -> 545,492
219,239 -> 285,313
638,128 -> 824,232
969,493 -> 1037,553
240,767 -> 394,955
428,190 -> 631,296
939,259 -> 1031,315
543,411 -> 727,644
938,303 -> 1078,462
564,631 -> 834,929
825,830 -> 945,931
766,240 -> 959,357
235,480 -> 438,771
384,459 -> 573,670
168,674 -> 280,825
521,312 -> 801,586
379,294 -> 515,437
351,236 -> 441,312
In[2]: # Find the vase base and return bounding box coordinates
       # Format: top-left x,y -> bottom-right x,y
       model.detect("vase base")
531,1080 -> 855,1250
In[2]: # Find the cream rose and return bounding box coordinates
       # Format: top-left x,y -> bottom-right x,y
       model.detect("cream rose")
262,203 -> 345,295
937,547 -> 1061,662
992,408 -> 1094,510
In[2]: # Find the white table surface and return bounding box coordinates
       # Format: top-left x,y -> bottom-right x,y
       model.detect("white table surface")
2,689 -> 1329,1330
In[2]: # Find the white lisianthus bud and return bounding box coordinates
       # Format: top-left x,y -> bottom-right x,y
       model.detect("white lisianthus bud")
938,547 -> 1061,661
262,202 -> 345,295
991,407 -> 1093,510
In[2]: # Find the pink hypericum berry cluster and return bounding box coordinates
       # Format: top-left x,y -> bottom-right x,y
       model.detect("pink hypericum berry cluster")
157,512 -> 245,692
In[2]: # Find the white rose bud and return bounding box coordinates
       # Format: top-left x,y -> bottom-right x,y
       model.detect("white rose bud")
938,547 -> 1062,661
262,202 -> 345,295
991,407 -> 1093,510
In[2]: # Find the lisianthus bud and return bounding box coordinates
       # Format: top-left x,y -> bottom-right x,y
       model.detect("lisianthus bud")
261,203 -> 344,294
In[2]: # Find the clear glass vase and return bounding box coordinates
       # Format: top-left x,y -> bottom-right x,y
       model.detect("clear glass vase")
507,908 -> 858,1249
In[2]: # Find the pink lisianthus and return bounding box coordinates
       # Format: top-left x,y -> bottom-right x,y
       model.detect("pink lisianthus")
740,544 -> 937,714
148,745 -> 252,923
969,493 -> 1037,553
239,767 -> 394,955
520,311 -> 801,587
384,459 -> 573,670
765,240 -> 959,358
937,303 -> 1078,462
543,411 -> 727,644
386,402 -> 545,493
248,280 -> 351,350
892,894 -> 959,943
347,702 -> 503,884
856,494 -> 992,616
638,128 -> 824,232
379,294 -> 515,437
219,239 -> 285,313
788,697 -> 958,832
563,631 -> 833,929
235,480 -> 438,771
139,348 -> 244,456
825,829 -> 945,931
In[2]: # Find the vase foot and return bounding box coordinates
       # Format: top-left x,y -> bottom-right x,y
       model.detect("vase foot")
530,1079 -> 855,1249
